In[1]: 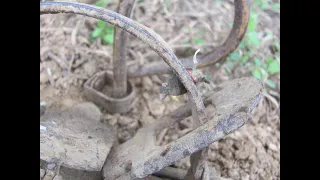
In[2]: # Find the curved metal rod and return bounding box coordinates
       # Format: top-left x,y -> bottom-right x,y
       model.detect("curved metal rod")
127,0 -> 250,77
40,2 -> 207,122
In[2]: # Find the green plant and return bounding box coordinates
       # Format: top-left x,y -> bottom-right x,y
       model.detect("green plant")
254,0 -> 280,10
182,27 -> 206,46
225,1 -> 280,90
91,0 -> 114,45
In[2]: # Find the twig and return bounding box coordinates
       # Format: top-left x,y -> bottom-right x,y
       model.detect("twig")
71,20 -> 82,45
45,67 -> 55,87
47,52 -> 69,70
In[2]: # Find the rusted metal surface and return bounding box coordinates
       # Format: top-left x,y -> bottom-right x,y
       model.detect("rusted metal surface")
160,68 -> 211,103
127,0 -> 250,78
84,71 -> 136,114
112,0 -> 136,98
102,77 -> 263,179
40,1 -> 208,128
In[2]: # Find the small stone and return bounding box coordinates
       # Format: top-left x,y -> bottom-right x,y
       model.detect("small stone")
106,115 -> 117,126
118,116 -> 134,126
142,92 -> 150,99
71,102 -> 102,121
42,170 -> 55,180
170,134 -> 179,141
148,99 -> 165,116
83,61 -> 97,76
127,120 -> 139,129
40,169 -> 45,178
139,115 -> 155,125
142,77 -> 153,91
228,168 -> 240,179
118,128 -> 131,143
53,71 -> 62,80
268,143 -> 278,152
241,174 -> 250,180
220,178 -> 233,180
40,71 -> 49,84
47,163 -> 56,170
151,75 -> 163,85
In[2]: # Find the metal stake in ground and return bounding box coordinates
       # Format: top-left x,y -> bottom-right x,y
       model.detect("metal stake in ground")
112,0 -> 136,98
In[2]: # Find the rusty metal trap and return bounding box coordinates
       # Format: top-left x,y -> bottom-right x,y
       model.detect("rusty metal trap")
40,1 -> 263,180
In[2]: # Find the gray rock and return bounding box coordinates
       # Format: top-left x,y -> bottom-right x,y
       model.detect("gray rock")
40,102 -> 115,180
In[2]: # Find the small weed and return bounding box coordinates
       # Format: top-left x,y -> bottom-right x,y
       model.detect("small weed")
254,0 -> 280,10
225,0 -> 280,89
183,28 -> 206,46
90,0 -> 114,45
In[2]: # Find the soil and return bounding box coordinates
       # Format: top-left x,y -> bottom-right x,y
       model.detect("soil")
40,0 -> 280,179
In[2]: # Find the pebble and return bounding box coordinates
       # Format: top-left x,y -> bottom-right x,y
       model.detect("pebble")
148,99 -> 165,116
40,71 -> 49,84
40,169 -> 45,178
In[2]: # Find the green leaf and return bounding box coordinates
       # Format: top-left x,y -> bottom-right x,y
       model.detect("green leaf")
97,20 -> 106,28
272,3 -> 280,9
183,40 -> 191,45
192,38 -> 205,45
266,79 -> 276,89
105,26 -> 114,34
230,51 -> 240,61
263,64 -> 268,69
225,66 -> 232,74
91,28 -> 103,39
260,3 -> 266,10
273,41 -> 280,51
247,31 -> 261,46
227,61 -> 233,70
203,74 -> 211,81
254,58 -> 262,67
239,42 -> 245,49
197,29 -> 205,35
95,0 -> 109,7
240,54 -> 249,64
246,63 -> 252,69
266,57 -> 273,64
248,13 -> 258,32
252,69 -> 263,80
103,34 -> 114,44
267,60 -> 280,74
